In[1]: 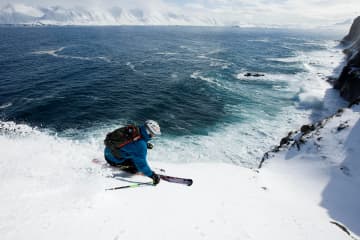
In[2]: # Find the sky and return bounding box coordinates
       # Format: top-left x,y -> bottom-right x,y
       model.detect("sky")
1,0 -> 360,27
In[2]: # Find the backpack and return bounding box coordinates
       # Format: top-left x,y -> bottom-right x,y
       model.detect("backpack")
104,125 -> 141,159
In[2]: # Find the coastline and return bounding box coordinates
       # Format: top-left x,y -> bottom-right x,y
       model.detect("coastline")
0,18 -> 359,240
258,16 -> 360,237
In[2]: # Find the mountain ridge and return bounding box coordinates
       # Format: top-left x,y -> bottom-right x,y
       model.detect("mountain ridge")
0,3 -> 354,28
0,3 -> 219,26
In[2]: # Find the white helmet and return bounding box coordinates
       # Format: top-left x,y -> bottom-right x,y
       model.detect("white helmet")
145,120 -> 161,136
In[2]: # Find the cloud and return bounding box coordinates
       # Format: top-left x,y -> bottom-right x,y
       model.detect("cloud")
2,0 -> 360,27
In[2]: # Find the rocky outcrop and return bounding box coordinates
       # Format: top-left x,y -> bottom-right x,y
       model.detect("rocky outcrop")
334,16 -> 360,102
342,16 -> 360,43
258,102 -> 359,169
244,73 -> 265,77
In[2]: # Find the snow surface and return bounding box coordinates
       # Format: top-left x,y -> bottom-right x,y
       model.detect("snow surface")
0,105 -> 359,239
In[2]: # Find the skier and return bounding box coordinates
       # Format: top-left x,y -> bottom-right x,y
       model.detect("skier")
104,120 -> 161,185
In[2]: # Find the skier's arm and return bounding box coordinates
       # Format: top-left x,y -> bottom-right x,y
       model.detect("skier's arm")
132,148 -> 153,177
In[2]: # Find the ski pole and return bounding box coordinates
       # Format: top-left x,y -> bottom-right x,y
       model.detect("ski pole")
105,182 -> 154,191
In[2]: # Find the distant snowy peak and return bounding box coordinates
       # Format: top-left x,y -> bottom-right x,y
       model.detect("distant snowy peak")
0,3 -> 219,26
0,3 -> 43,24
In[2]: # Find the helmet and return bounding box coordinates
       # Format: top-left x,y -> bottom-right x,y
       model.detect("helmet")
145,120 -> 161,136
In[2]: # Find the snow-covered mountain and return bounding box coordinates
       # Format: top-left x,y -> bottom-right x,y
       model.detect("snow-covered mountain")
0,3 -> 219,26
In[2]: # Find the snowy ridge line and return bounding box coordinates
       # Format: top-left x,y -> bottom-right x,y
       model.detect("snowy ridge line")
0,3 -> 220,27
258,101 -> 359,169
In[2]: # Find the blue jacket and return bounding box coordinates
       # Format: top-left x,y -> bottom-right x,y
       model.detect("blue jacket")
104,125 -> 153,177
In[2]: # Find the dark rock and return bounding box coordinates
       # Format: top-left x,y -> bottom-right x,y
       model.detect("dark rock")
279,131 -> 293,146
258,152 -> 269,169
340,165 -> 351,176
342,16 -> 360,44
273,146 -> 280,152
330,221 -> 352,236
326,76 -> 337,84
300,124 -> 315,134
335,108 -> 345,117
244,72 -> 265,77
334,17 -> 360,102
337,122 -> 349,131
334,63 -> 360,102
348,97 -> 360,108
280,136 -> 290,146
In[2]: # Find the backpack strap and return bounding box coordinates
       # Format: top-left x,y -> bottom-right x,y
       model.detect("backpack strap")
117,125 -> 141,148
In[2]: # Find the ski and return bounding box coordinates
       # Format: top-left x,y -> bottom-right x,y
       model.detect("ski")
159,174 -> 193,186
93,159 -> 193,186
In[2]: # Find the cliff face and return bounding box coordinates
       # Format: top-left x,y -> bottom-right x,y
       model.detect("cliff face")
335,16 -> 360,102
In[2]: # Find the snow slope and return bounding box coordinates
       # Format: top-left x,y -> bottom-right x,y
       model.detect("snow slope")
0,104 -> 359,239
260,103 -> 360,238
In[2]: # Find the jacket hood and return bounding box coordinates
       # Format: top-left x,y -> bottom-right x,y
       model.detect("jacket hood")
140,125 -> 151,142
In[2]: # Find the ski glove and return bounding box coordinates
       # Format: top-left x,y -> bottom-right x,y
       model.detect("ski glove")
151,172 -> 160,185
147,143 -> 154,149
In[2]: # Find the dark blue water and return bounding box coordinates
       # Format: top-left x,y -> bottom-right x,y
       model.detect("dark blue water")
0,26 -> 342,139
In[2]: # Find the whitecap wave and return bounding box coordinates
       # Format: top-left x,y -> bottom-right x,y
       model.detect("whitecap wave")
0,102 -> 12,109
155,52 -> 178,55
33,47 -> 111,62
247,39 -> 270,43
238,39 -> 346,116
197,54 -> 231,69
190,70 -> 222,88
126,61 -> 136,71
33,47 -> 65,57
0,121 -> 40,136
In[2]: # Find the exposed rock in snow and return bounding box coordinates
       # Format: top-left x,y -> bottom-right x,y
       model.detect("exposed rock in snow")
335,16 -> 360,102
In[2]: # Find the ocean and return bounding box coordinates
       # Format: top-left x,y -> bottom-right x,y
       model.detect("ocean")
0,26 -> 346,167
